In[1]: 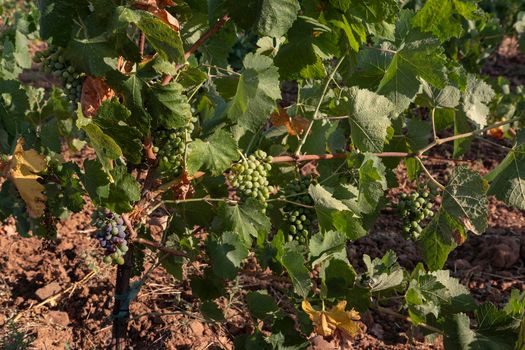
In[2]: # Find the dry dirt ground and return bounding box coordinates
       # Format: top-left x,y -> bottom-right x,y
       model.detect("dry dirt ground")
0,41 -> 524,350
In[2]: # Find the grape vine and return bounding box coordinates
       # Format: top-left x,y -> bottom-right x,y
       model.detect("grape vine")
1,0 -> 524,349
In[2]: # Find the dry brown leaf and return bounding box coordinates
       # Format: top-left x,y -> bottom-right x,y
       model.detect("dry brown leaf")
133,0 -> 180,31
487,126 -> 504,140
270,108 -> 310,136
81,77 -> 116,117
302,300 -> 362,338
8,138 -> 48,218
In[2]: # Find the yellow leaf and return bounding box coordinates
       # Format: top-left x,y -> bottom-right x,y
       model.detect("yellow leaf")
302,300 -> 361,337
8,138 -> 48,218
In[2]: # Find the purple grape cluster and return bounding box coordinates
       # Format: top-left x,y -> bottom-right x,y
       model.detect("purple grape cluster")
92,209 -> 128,265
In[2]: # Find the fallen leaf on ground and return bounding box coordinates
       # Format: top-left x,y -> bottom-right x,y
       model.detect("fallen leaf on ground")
302,300 -> 362,337
8,138 -> 48,218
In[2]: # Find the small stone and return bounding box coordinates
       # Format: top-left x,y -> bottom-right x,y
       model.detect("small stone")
47,310 -> 70,326
188,320 -> 204,337
309,335 -> 334,350
35,282 -> 61,300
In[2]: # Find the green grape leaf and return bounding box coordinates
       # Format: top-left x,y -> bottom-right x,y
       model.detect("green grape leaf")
81,159 -> 111,204
321,258 -> 356,299
405,274 -> 445,324
274,17 -> 330,80
105,165 -> 141,213
0,79 -> 30,141
81,123 -> 122,175
461,75 -> 496,129
246,291 -> 281,323
64,36 -> 119,77
442,166 -> 488,234
417,209 -> 464,271
412,0 -> 480,42
485,131 -> 525,210
106,72 -> 151,133
201,301 -> 225,322
226,0 -> 299,38
363,250 -> 404,292
354,11 -> 448,114
119,9 -> 185,63
228,53 -> 281,132
417,82 -> 461,109
345,87 -> 395,152
357,154 -> 387,214
407,118 -> 432,151
444,308 -> 519,350
432,270 -> 476,314
94,100 -> 143,164
308,184 -> 367,240
255,0 -> 300,38
186,129 -> 239,176
147,82 -> 192,130
38,0 -> 78,46
308,231 -> 347,265
217,198 -> 271,245
281,248 -> 312,298
453,111 -> 474,158
207,231 -> 249,280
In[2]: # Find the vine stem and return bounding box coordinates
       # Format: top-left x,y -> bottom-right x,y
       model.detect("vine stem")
135,238 -> 188,257
161,14 -> 230,85
430,107 -> 437,141
295,56 -> 346,156
416,157 -> 445,190
138,32 -> 145,57
417,117 -> 520,155
374,305 -> 443,335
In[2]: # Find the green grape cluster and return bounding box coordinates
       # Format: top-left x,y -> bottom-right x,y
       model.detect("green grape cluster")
92,209 -> 128,265
34,45 -> 84,103
397,190 -> 435,239
154,118 -> 196,177
227,150 -> 274,204
282,177 -> 317,243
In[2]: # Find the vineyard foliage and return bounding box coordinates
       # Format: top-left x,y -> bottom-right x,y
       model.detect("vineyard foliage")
1,0 -> 525,348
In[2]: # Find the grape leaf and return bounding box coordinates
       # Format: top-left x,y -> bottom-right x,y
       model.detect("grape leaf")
255,0 -> 300,38
442,166 -> 488,234
207,231 -> 249,280
81,122 -> 122,175
357,154 -> 387,213
8,138 -> 48,218
186,129 -> 239,176
461,75 -> 495,129
321,258 -> 356,299
119,8 -> 185,63
81,159 -> 110,204
106,72 -> 151,133
0,79 -> 30,141
354,11 -> 448,114
486,131 -> 525,210
308,231 -> 347,265
38,0 -> 79,46
217,198 -> 271,245
363,250 -> 404,292
412,0 -> 480,42
147,82 -> 192,129
246,291 -> 281,323
274,16 -> 331,80
345,87 -> 395,152
226,0 -> 299,38
105,165 -> 140,213
228,53 -> 281,132
417,209 -> 464,271
308,184 -> 367,240
94,100 -> 143,164
282,249 -> 311,298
